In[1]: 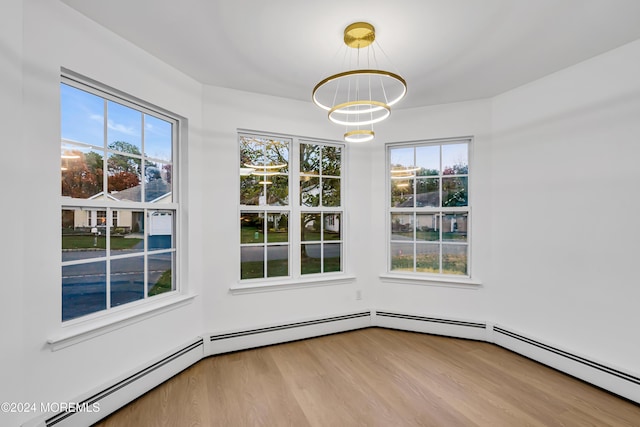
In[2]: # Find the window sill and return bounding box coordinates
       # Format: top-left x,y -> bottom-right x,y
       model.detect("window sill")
230,274 -> 357,294
47,293 -> 196,351
379,273 -> 482,288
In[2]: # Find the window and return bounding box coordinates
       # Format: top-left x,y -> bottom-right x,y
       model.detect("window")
388,138 -> 470,276
300,143 -> 342,274
61,75 -> 179,322
239,133 -> 344,282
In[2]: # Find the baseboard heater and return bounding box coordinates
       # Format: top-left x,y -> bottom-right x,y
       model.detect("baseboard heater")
493,326 -> 640,403
374,310 -> 487,340
38,338 -> 203,427
207,311 -> 372,355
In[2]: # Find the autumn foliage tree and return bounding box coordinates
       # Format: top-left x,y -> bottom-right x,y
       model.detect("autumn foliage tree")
61,150 -> 102,198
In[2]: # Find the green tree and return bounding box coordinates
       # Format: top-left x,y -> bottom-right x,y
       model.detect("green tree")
108,140 -> 141,174
108,141 -> 142,191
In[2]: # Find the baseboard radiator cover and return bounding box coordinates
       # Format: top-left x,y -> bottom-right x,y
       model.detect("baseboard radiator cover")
492,325 -> 640,404
24,338 -> 204,427
373,310 -> 488,341
206,311 -> 372,356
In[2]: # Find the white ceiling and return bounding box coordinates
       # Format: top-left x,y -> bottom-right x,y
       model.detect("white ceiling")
60,0 -> 640,109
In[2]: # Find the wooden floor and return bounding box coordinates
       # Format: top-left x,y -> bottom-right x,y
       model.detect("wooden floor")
94,328 -> 640,426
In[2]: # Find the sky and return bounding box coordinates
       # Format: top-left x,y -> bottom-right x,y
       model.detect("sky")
389,142 -> 468,172
60,83 -> 172,162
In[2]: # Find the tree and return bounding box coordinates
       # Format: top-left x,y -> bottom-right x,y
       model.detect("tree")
61,150 -> 102,198
240,138 -> 289,206
108,172 -> 140,192
108,140 -> 142,174
107,140 -> 142,192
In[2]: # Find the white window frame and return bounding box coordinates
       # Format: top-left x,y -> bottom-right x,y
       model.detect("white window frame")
236,130 -> 350,291
59,70 -> 187,330
385,137 -> 476,284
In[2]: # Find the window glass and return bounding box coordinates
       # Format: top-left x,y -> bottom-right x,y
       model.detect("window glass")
107,100 -> 142,153
60,83 -> 104,148
62,261 -> 106,322
144,114 -> 172,162
241,137 -> 343,281
110,256 -> 145,307
388,139 -> 470,277
61,78 -> 178,321
61,144 -> 105,199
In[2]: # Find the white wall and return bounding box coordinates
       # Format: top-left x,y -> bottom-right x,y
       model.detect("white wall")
201,86 -> 371,333
6,1 -> 205,424
1,1 -> 26,426
490,39 -> 640,372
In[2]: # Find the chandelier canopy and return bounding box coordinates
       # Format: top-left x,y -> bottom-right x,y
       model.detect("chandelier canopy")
312,22 -> 407,143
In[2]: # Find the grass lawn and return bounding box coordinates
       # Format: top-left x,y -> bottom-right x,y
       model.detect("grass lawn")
241,227 -> 289,243
149,269 -> 172,296
62,235 -> 142,250
241,256 -> 341,279
391,253 -> 467,275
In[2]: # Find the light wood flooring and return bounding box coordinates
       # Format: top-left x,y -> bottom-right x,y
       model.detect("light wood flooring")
94,328 -> 640,426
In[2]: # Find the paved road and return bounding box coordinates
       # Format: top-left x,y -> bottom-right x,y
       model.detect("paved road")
62,250 -> 172,321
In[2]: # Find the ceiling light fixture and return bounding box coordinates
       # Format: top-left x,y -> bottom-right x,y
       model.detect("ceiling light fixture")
312,22 -> 407,143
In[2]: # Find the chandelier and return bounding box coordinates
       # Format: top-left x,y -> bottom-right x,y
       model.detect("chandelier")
312,22 -> 407,143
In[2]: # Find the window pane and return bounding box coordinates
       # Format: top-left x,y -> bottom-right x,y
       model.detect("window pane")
240,136 -> 263,165
442,177 -> 468,207
391,178 -> 414,207
267,175 -> 289,206
149,252 -> 174,296
442,143 -> 468,175
324,243 -> 341,272
301,176 -> 320,207
267,213 -> 289,243
241,212 -> 264,244
240,174 -> 262,205
110,256 -> 144,307
443,244 -> 467,275
443,214 -> 468,242
61,144 -> 104,199
322,178 -> 341,207
391,213 -> 413,240
110,209 -> 144,254
267,245 -> 288,278
389,147 -> 414,170
62,261 -> 106,321
265,140 -> 289,174
390,242 -> 414,272
301,243 -> 321,275
62,208 -> 106,261
416,244 -> 439,273
107,101 -> 142,153
323,213 -> 341,240
301,213 -> 321,242
416,213 -> 439,241
415,178 -> 439,207
240,136 -> 289,206
322,146 -> 341,176
148,210 -> 174,250
241,246 -> 264,279
60,83 -> 104,148
415,145 -> 440,176
300,143 -> 320,174
145,160 -> 172,202
107,152 -> 142,202
144,114 -> 172,162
